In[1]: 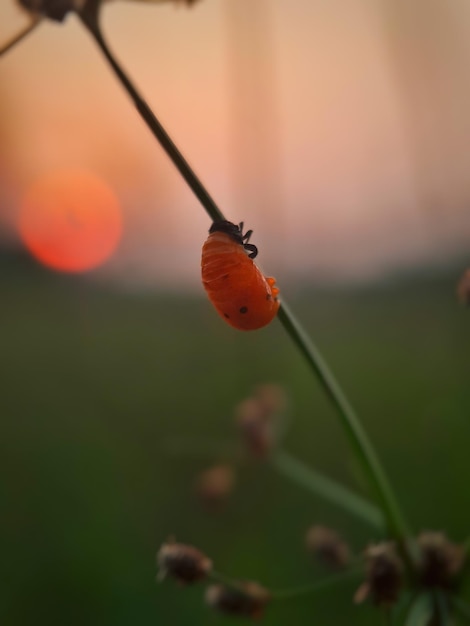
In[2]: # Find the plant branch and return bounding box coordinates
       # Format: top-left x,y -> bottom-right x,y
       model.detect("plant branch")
161,435 -> 384,529
0,18 -> 41,58
78,4 -> 414,570
273,450 -> 385,530
277,303 -> 412,548
79,7 -> 223,222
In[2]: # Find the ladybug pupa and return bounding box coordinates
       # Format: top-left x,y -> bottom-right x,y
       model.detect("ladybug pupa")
201,220 -> 280,330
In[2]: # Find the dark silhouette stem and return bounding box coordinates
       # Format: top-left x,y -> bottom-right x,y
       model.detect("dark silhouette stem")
78,4 -> 415,571
0,18 -> 41,58
79,7 -> 223,222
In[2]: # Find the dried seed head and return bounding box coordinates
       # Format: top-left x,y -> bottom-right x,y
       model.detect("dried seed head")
237,416 -> 273,459
457,269 -> 470,305
417,531 -> 466,589
235,397 -> 273,459
254,384 -> 287,416
235,385 -> 286,459
205,581 -> 270,619
235,397 -> 266,423
157,541 -> 212,584
305,525 -> 351,569
195,464 -> 235,508
18,0 -> 86,21
354,543 -> 404,607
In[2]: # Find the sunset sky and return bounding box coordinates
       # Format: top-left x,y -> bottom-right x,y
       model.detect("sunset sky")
1,0 -> 470,288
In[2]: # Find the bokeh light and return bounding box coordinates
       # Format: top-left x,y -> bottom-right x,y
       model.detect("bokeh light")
18,168 -> 123,273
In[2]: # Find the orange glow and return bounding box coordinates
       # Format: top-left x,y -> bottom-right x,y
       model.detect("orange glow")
18,169 -> 122,273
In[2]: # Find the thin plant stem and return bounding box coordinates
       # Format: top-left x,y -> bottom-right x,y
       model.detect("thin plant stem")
277,303 -> 412,547
162,435 -> 384,528
78,2 -> 414,569
210,567 -> 360,601
79,6 -> 223,223
0,18 -> 41,58
273,449 -> 385,530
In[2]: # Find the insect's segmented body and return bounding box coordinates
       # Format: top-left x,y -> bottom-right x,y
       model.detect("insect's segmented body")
201,220 -> 280,331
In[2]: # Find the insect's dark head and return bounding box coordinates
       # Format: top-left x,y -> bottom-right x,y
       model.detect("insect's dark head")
209,220 -> 258,259
209,220 -> 243,242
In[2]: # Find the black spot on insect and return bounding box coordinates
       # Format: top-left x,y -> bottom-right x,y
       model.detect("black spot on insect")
239,306 -> 248,314
222,274 -> 230,279
266,293 -> 272,300
224,313 -> 230,319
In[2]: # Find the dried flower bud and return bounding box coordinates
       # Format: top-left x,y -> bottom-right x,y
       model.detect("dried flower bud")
417,531 -> 466,589
254,384 -> 287,416
305,525 -> 350,569
238,418 -> 273,459
235,397 -> 266,423
18,0 -> 86,21
157,541 -> 212,584
235,397 -> 273,459
354,543 -> 403,607
234,385 -> 287,458
457,269 -> 470,305
195,464 -> 235,508
205,581 -> 270,619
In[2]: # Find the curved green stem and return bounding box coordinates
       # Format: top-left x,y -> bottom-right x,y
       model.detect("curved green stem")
78,2 -> 413,570
273,450 -> 385,530
162,435 -> 384,529
277,303 -> 412,546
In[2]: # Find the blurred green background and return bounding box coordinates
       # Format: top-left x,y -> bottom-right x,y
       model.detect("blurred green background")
2,256 -> 470,625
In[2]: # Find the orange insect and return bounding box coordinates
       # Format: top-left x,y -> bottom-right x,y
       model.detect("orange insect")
201,220 -> 280,330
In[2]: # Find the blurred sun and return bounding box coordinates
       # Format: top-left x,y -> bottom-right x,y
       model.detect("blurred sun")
18,169 -> 123,273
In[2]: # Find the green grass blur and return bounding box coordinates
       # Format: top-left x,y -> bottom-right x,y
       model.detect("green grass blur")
1,257 -> 470,625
